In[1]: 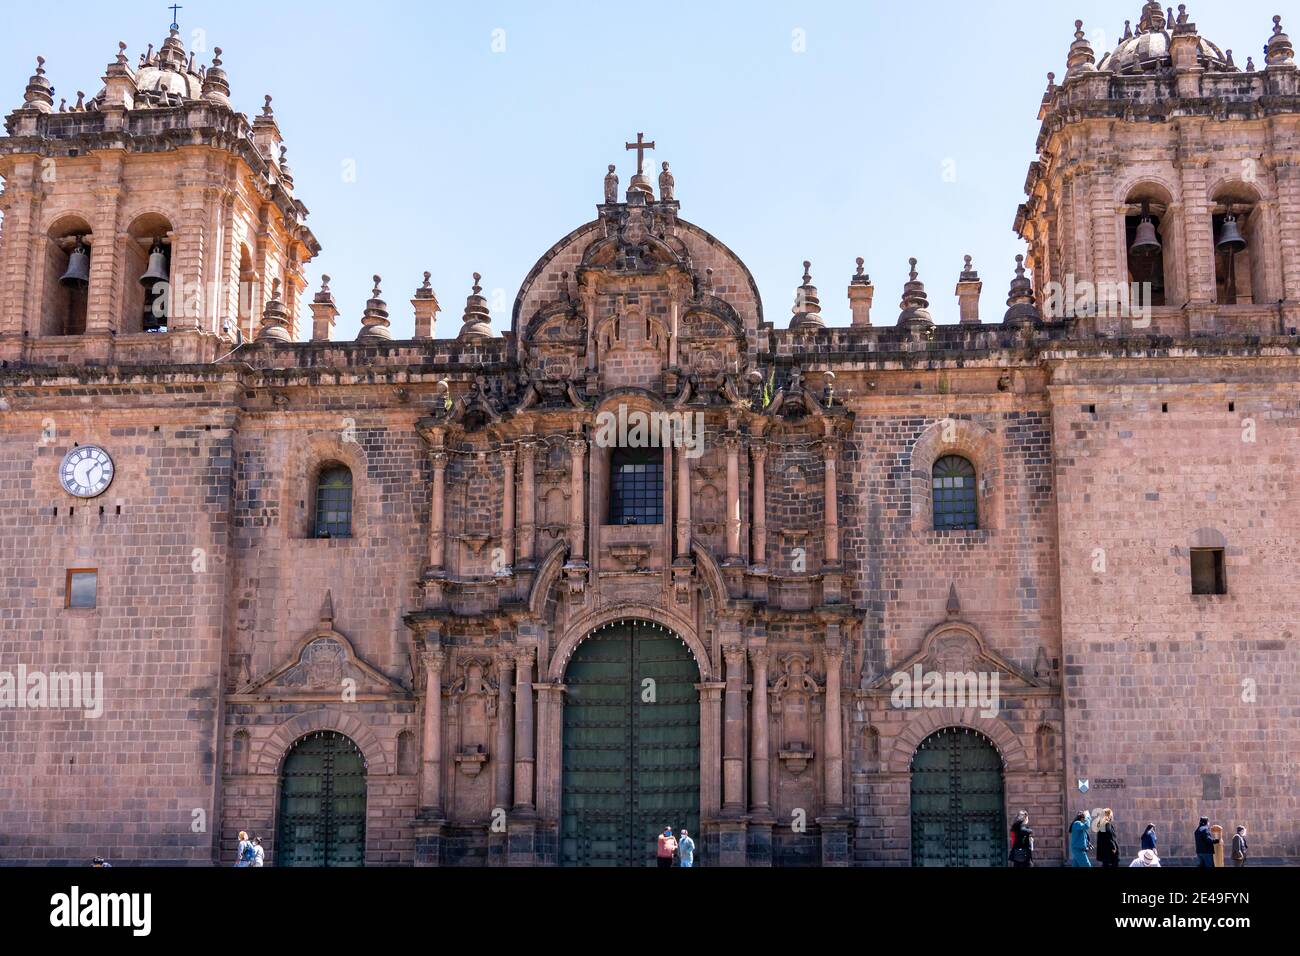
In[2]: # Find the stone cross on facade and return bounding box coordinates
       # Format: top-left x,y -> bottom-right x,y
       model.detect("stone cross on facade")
624,132 -> 655,175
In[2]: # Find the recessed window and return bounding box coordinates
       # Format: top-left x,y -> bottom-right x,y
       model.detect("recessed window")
1191,548 -> 1227,596
314,464 -> 353,538
932,455 -> 978,531
66,569 -> 97,609
609,446 -> 663,526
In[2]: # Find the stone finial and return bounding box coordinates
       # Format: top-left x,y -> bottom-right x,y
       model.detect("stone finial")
412,272 -> 440,340
1266,15 -> 1295,66
956,255 -> 983,325
416,272 -> 434,298
1122,20 -> 1133,41
1138,1 -> 1166,34
278,145 -> 295,190
309,275 -> 338,342
898,258 -> 933,327
1003,255 -> 1042,327
22,56 -> 54,113
946,583 -> 962,617
315,274 -> 334,302
256,277 -> 292,343
790,260 -> 824,330
1172,4 -> 1194,33
202,47 -> 231,105
1247,56 -> 1257,72
357,274 -> 393,341
604,164 -> 619,204
1066,20 -> 1097,77
659,161 -> 675,201
851,257 -> 871,285
959,254 -> 979,282
848,259 -> 874,327
73,91 -> 85,112
320,590 -> 335,625
459,272 -> 494,340
117,42 -> 128,66
1225,49 -> 1237,71
262,94 -> 274,117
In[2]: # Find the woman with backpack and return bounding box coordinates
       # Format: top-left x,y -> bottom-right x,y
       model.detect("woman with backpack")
1009,812 -> 1034,867
234,830 -> 250,867
1095,808 -> 1121,868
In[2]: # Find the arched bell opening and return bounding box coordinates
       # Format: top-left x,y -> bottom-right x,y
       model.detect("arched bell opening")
41,216 -> 93,336
1123,187 -> 1173,308
122,214 -> 174,333
1211,184 -> 1264,306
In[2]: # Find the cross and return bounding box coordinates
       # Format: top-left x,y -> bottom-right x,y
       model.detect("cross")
624,132 -> 655,175
169,4 -> 183,29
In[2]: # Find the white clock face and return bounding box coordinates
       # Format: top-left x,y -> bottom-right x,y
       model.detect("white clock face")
60,445 -> 114,499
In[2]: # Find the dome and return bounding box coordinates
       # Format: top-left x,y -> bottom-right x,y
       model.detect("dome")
92,29 -> 205,109
1098,3 -> 1232,75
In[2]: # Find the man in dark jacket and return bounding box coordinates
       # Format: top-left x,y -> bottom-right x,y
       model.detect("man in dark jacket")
1194,817 -> 1219,867
1231,826 -> 1248,867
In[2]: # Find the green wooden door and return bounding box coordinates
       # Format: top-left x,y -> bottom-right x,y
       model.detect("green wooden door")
276,731 -> 367,867
910,728 -> 1006,867
561,623 -> 700,866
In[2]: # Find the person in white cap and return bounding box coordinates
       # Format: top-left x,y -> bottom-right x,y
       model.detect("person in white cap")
1129,848 -> 1161,867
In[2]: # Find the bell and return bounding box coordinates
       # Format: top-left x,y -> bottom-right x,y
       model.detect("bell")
59,243 -> 91,288
1217,214 -> 1247,253
139,243 -> 170,286
1130,216 -> 1161,256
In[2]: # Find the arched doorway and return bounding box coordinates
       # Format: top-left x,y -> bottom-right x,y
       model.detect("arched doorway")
910,727 -> 1006,867
276,731 -> 367,867
560,621 -> 700,867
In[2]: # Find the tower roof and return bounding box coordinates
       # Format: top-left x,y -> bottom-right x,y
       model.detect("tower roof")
93,29 -> 206,108
1097,3 -> 1232,74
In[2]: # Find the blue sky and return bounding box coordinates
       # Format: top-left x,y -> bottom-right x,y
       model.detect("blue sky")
3,0 -> 1291,336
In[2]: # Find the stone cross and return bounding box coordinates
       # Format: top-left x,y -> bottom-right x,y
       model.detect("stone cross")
624,132 -> 655,175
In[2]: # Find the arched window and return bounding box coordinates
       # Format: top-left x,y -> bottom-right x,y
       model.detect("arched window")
123,214 -> 174,334
608,446 -> 662,526
1211,186 -> 1264,306
314,464 -> 353,538
932,455 -> 977,531
42,217 -> 93,336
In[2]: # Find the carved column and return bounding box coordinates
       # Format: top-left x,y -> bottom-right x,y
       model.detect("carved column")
419,647 -> 446,816
822,645 -> 845,813
518,440 -> 536,566
512,646 -> 536,814
722,642 -> 747,815
750,442 -> 768,569
500,446 -> 516,574
494,655 -> 515,811
725,433 -> 742,564
748,645 -> 772,817
675,444 -> 692,557
428,447 -> 448,573
567,437 -> 587,563
823,435 -> 840,566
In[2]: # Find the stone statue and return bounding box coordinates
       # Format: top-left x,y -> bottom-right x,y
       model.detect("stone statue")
604,164 -> 618,204
659,161 -> 675,201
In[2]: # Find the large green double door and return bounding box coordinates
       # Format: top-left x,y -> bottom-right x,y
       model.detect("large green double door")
276,731 -> 367,867
910,727 -> 1007,867
561,623 -> 701,866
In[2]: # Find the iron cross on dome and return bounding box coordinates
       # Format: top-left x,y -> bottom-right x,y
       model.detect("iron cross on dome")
624,132 -> 655,175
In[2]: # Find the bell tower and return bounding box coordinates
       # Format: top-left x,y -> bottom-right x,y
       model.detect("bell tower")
0,25 -> 319,365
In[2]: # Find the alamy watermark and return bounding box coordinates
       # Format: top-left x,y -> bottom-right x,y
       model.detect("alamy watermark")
593,404 -> 705,459
889,664 -> 1001,718
1043,277 -> 1154,327
0,664 -> 103,719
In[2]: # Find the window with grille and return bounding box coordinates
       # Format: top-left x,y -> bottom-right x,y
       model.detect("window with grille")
609,447 -> 663,526
932,455 -> 978,531
314,464 -> 353,538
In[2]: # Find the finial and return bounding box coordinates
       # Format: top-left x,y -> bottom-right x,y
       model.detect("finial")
856,257 -> 865,277
74,91 -> 84,111
608,163 -> 615,172
472,272 -> 482,295
212,47 -> 223,67
262,94 -> 273,116
1015,254 -> 1027,277
959,254 -> 980,282
1074,19 -> 1085,40
35,56 -> 46,75
909,257 -> 919,281
321,274 -> 331,293
280,144 -> 288,162
422,271 -> 432,289
1266,14 -> 1294,65
1123,20 -> 1133,40
1247,56 -> 1256,71
117,42 -> 128,65
58,98 -> 66,112
1003,254 -> 1040,326
372,275 -> 382,297
965,254 -> 973,269
1277,15 -> 1285,36
270,277 -> 281,299
802,260 -> 812,284
1226,49 -> 1236,69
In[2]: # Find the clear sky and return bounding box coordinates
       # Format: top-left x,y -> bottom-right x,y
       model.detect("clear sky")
2,0 -> 1291,337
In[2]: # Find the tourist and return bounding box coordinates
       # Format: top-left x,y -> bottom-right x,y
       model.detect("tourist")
1069,812 -> 1092,867
1095,808 -> 1121,868
90,857 -> 112,868
1231,826 -> 1248,867
1140,824 -> 1157,853
656,827 -> 677,868
677,828 -> 696,868
1194,817 -> 1219,868
235,830 -> 250,867
251,835 -> 265,867
1009,813 -> 1034,868
1129,849 -> 1161,868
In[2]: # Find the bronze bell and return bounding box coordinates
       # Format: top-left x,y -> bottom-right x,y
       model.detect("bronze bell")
1217,214 -> 1247,253
1130,206 -> 1161,256
59,242 -> 91,288
139,243 -> 170,286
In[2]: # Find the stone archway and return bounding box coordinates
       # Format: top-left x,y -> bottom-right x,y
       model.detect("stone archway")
909,727 -> 1007,867
275,730 -> 367,867
559,619 -> 701,867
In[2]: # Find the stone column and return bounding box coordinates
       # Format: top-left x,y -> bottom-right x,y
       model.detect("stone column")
512,646 -> 536,814
675,444 -> 692,557
725,433 -> 742,564
518,440 -> 537,566
1274,163 -> 1300,321
750,443 -> 767,569
567,437 -> 587,563
722,642 -> 747,815
87,173 -> 124,337
494,655 -> 515,812
500,446 -> 516,574
428,448 -> 448,572
748,645 -> 771,816
419,647 -> 446,816
823,436 -> 840,566
822,645 -> 845,813
698,681 -> 725,820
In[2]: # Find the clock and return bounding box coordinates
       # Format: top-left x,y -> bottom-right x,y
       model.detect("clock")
60,445 -> 114,499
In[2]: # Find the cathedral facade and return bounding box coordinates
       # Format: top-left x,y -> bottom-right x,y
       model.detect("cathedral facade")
2,4 -> 1298,866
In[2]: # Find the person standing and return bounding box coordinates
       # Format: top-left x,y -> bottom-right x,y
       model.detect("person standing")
1140,824 -> 1157,853
1009,814 -> 1034,868
1069,812 -> 1092,867
1095,808 -> 1121,868
251,836 -> 265,868
235,830 -> 250,867
1231,826 -> 1248,868
677,828 -> 696,868
656,827 -> 677,869
1194,817 -> 1218,868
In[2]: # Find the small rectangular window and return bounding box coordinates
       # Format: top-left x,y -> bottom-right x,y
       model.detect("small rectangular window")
66,569 -> 97,609
1190,549 -> 1226,596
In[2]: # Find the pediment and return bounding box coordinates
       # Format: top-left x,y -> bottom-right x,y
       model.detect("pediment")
870,621 -> 1044,690
237,628 -> 410,701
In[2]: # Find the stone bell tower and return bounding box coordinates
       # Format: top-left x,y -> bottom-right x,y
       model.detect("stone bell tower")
1016,3 -> 1300,336
0,25 -> 319,365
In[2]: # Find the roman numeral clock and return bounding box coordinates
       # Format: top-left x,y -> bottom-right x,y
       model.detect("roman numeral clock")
60,445 -> 114,499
